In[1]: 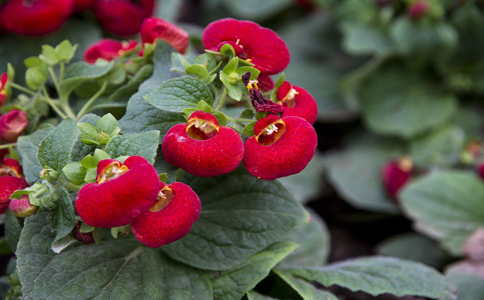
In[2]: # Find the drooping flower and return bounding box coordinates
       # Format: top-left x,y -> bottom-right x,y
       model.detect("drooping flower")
84,39 -> 138,64
0,110 -> 28,143
93,0 -> 154,36
140,17 -> 189,54
1,0 -> 73,36
202,18 -> 290,75
75,156 -> 160,228
242,72 -> 284,114
381,157 -> 413,200
243,114 -> 317,180
162,111 -> 244,177
0,73 -> 9,108
276,81 -> 318,124
0,158 -> 28,214
131,182 -> 201,248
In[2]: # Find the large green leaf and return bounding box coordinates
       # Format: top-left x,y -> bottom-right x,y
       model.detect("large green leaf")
108,64 -> 154,102
446,268 -> 484,300
17,124 -> 55,185
274,270 -> 338,300
341,23 -> 394,56
5,210 -> 22,253
104,131 -> 160,164
282,257 -> 452,299
60,61 -> 114,95
139,41 -> 180,92
324,135 -> 401,213
162,169 -> 309,271
359,65 -> 457,138
400,171 -> 484,255
16,213 -> 213,300
279,209 -> 330,267
38,118 -> 80,171
145,76 -> 213,113
211,242 -> 297,300
377,233 -> 451,269
247,291 -> 278,300
50,188 -> 76,243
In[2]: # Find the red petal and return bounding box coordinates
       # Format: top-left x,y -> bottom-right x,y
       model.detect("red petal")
73,0 -> 95,13
1,0 -> 73,36
202,18 -> 290,75
84,39 -> 138,64
75,156 -> 160,228
131,182 -> 201,248
1,158 -> 23,176
141,17 -> 189,54
257,75 -> 275,92
280,86 -> 318,125
382,161 -> 411,199
0,110 -> 28,143
188,110 -> 219,126
243,116 -> 317,180
0,176 -> 28,214
254,114 -> 281,136
276,81 -> 292,100
162,124 -> 244,177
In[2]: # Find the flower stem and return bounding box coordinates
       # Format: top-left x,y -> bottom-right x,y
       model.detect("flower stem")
9,83 -> 36,96
216,87 -> 227,111
77,82 -> 108,120
59,62 -> 65,82
0,143 -> 17,150
42,86 -> 67,119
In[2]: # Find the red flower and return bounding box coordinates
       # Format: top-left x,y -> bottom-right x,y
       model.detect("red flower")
408,0 -> 430,19
141,17 -> 189,54
0,110 -> 28,143
8,195 -> 37,217
276,81 -> 318,124
94,0 -> 154,36
0,158 -> 28,214
131,182 -> 201,248
75,156 -> 160,228
202,18 -> 290,75
0,73 -> 9,108
73,0 -> 95,13
162,111 -> 244,177
1,0 -> 73,36
381,157 -> 413,200
243,114 -> 317,180
84,39 -> 138,64
257,75 -> 274,92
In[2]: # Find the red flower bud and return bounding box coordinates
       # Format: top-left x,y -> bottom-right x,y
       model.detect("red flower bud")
94,0 -> 154,36
73,0 -> 95,13
0,158 -> 28,214
202,18 -> 290,75
72,222 -> 95,245
276,81 -> 318,125
0,110 -> 28,143
243,115 -> 317,180
408,0 -> 430,19
1,0 -> 73,36
140,17 -> 189,54
381,157 -> 413,200
162,111 -> 244,177
257,75 -> 275,92
478,163 -> 484,179
131,182 -> 201,248
75,156 -> 160,228
84,39 -> 138,64
8,195 -> 37,217
0,73 -> 9,108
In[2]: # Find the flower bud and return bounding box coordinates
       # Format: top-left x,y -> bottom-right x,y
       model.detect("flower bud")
0,110 -> 28,143
84,39 -> 138,64
407,0 -> 430,20
381,157 -> 413,200
72,222 -> 95,245
8,195 -> 37,217
0,73 -> 9,108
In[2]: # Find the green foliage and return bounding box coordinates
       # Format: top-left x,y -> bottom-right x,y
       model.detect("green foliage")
104,131 -> 160,164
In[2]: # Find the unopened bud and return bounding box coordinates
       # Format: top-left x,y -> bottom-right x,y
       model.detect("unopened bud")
72,222 -> 95,245
381,156 -> 413,200
8,195 -> 37,217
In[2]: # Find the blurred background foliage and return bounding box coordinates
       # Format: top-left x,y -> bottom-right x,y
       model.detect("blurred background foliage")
2,0 -> 484,298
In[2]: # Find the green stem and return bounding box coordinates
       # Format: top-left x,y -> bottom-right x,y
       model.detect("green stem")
77,82 -> 108,119
0,143 -> 17,150
48,67 -> 61,94
59,62 -> 65,82
209,60 -> 224,75
216,87 -> 227,111
226,116 -> 254,124
9,83 -> 36,96
42,86 -> 67,119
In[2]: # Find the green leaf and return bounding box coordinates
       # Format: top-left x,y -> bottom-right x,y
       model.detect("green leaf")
247,291 -> 278,300
16,213 -> 213,299
409,124 -> 464,167
360,65 -> 457,138
274,270 -> 338,300
96,113 -> 119,136
222,0 -> 292,20
104,131 -> 160,164
60,61 -> 114,95
377,233 -> 451,269
145,76 -> 213,113
24,57 -> 43,68
223,57 -> 239,74
5,210 -> 22,253
38,118 -> 80,172
25,66 -> 48,90
236,67 -> 260,79
282,257 -> 452,299
197,100 -> 212,112
211,111 -> 228,126
187,65 -> 210,81
241,121 -> 256,136
108,64 -> 154,102
55,40 -> 76,62
40,45 -> 60,65
341,23 -> 394,56
211,242 -> 297,300
446,269 -> 484,300
400,171 -> 484,256
279,209 -> 330,267
62,162 -> 87,185
70,114 -> 99,163
220,43 -> 236,57
17,124 -> 55,185
51,188 -> 76,243
324,135 -> 401,213
78,123 -> 98,142
140,41 -> 180,91
162,169 -> 309,270
239,109 -> 254,120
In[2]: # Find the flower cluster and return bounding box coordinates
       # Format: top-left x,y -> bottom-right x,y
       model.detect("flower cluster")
0,0 -> 155,36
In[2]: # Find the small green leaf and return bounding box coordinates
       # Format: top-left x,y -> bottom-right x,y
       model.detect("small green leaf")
80,155 -> 97,169
55,40 -> 76,63
197,100 -> 212,113
84,168 -> 97,183
62,162 -> 87,185
93,149 -> 111,162
187,65 -> 210,81
220,43 -> 236,56
242,121 -> 256,136
183,108 -> 198,120
40,45 -> 60,65
159,173 -> 168,182
25,66 -> 48,90
236,67 -> 260,79
223,57 -> 239,74
177,53 -> 191,69
227,84 -> 242,101
78,123 -> 98,141
51,188 -> 76,244
96,113 -> 119,136
106,63 -> 127,85
79,222 -> 94,233
24,57 -> 43,68
38,118 -> 80,172
104,131 -> 160,164
239,109 -> 254,119
256,112 -> 268,120
211,111 -> 228,126
7,63 -> 15,80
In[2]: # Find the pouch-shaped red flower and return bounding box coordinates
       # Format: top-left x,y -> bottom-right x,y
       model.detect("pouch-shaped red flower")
0,73 -> 9,108
0,110 -> 28,143
0,158 -> 28,214
84,39 -> 138,64
140,17 -> 189,54
276,81 -> 318,124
